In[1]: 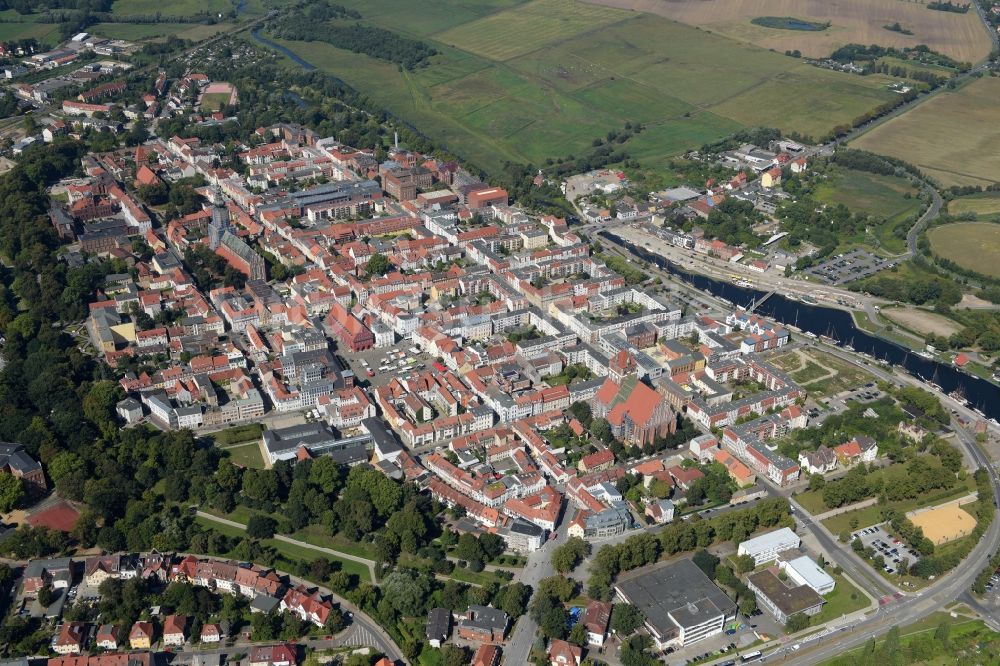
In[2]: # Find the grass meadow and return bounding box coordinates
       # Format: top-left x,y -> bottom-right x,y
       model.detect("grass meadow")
928,222 -> 1000,279
264,0 -> 900,173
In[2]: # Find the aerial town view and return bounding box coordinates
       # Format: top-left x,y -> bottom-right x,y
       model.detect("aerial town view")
1,1 -> 1000,666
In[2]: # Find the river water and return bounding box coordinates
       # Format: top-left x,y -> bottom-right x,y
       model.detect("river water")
601,231 -> 1000,420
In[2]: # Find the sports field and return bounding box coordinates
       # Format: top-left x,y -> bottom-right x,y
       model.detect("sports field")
927,222 -> 1000,279
908,501 -> 977,545
853,77 -> 1000,188
948,192 -> 1000,218
584,0 -> 991,63
269,0 -> 900,172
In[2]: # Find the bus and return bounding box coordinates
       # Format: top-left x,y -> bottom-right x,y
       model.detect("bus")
740,651 -> 763,663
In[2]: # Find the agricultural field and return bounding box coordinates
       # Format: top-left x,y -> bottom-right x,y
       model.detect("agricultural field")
91,22 -> 234,42
927,221 -> 1000,278
111,0 -> 234,17
853,77 -> 1000,188
0,20 -> 63,47
948,192 -> 1000,218
881,306 -> 963,338
583,0 -> 991,63
265,0 -> 901,173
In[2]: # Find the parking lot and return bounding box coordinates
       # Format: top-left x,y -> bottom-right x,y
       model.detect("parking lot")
804,249 -> 895,286
336,339 -> 436,389
851,524 -> 921,575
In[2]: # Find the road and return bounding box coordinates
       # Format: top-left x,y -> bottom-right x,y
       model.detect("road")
768,345 -> 1000,664
604,234 -> 1000,665
502,520 -> 570,665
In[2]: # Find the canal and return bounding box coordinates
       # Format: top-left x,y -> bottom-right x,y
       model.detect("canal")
601,231 -> 1000,420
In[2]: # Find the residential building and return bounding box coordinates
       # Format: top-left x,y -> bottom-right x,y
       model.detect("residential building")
458,605 -> 509,643
582,599 -> 612,646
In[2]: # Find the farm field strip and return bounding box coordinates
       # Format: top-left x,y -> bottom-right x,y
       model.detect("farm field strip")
580,0 -> 991,63
927,222 -> 1000,279
853,77 -> 1000,188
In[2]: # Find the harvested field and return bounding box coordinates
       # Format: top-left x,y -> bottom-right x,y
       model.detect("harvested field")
928,222 -> 1000,279
853,78 -> 1000,188
583,0 -> 991,63
908,501 -> 977,545
882,307 -> 963,338
948,193 -> 1000,218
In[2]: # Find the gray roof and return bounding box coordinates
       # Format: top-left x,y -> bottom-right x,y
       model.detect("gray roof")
615,558 -> 737,637
426,607 -> 451,641
250,594 -> 281,614
463,605 -> 509,632
0,444 -> 41,475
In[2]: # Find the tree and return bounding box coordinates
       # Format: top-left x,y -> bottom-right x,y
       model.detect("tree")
440,645 -> 469,666
381,571 -> 430,617
785,613 -> 810,633
365,253 -> 391,278
734,554 -> 756,574
569,622 -> 589,647
495,582 -> 531,618
692,549 -> 720,578
739,595 -> 757,617
552,537 -> 590,573
0,474 -> 23,513
37,585 -> 55,608
610,603 -> 643,636
246,514 -> 277,539
592,418 -> 613,444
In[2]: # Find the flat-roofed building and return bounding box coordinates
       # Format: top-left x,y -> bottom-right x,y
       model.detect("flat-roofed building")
736,527 -> 800,566
614,558 -> 737,650
779,555 -> 835,595
746,569 -> 824,623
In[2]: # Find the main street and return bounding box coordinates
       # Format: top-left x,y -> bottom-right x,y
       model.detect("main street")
502,520 -> 570,665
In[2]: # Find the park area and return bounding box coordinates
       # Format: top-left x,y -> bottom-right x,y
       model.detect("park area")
907,501 -> 977,545
769,348 -> 875,398
583,0 -> 991,62
813,166 -> 920,253
266,0 -> 902,172
928,221 -> 1000,279
853,77 -> 1000,188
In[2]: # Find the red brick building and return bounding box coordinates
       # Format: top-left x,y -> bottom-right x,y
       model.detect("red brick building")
325,301 -> 374,352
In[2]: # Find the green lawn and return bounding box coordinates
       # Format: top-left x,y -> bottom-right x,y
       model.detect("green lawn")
821,475 -> 977,534
791,361 -> 830,384
291,525 -> 378,561
812,571 -> 870,623
201,91 -> 233,112
0,21 -> 63,46
213,423 -> 264,446
223,442 -> 265,469
262,0 -> 899,173
195,515 -> 372,582
793,490 -> 831,516
803,351 -> 877,398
